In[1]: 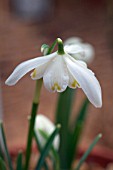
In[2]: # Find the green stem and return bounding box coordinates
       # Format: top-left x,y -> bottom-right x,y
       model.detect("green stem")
24,79 -> 43,170
47,40 -> 57,55
55,87 -> 75,169
47,38 -> 65,55
57,38 -> 65,55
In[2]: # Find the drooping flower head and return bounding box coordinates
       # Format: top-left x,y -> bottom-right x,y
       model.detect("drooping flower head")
5,38 -> 102,108
34,114 -> 60,150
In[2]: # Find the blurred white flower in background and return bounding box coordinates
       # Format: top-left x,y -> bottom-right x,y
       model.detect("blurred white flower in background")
34,114 -> 60,150
64,37 -> 95,64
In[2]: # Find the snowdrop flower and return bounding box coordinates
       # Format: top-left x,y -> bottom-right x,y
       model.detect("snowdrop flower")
34,114 -> 60,150
5,38 -> 102,107
64,37 -> 95,63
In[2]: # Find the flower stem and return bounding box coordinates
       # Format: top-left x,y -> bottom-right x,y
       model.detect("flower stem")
47,40 -> 57,55
55,88 -> 75,170
46,38 -> 65,55
24,79 -> 43,170
57,38 -> 65,55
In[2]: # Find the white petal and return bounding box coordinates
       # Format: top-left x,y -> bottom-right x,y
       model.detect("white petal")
64,37 -> 82,45
43,55 -> 69,92
67,54 -> 87,68
65,56 -> 102,108
5,52 -> 56,86
64,44 -> 84,56
34,114 -> 60,150
81,43 -> 95,63
68,71 -> 79,89
31,62 -> 50,80
71,43 -> 95,63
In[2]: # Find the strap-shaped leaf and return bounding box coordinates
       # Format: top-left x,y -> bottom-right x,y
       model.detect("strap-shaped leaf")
68,99 -> 89,168
16,151 -> 23,170
35,124 -> 61,170
55,87 -> 75,169
0,144 -> 4,160
38,129 -> 60,170
0,122 -> 13,170
34,131 -> 49,170
68,99 -> 89,167
74,134 -> 102,170
0,157 -> 6,170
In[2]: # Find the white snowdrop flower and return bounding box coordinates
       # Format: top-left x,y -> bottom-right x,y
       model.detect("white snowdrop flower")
34,114 -> 60,150
5,38 -> 102,107
64,37 -> 95,63
64,37 -> 82,45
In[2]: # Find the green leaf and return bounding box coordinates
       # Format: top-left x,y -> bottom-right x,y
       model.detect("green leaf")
0,144 -> 4,160
16,151 -> 23,170
34,131 -> 49,170
68,99 -> 89,168
55,87 -> 75,169
0,157 -> 6,170
38,129 -> 60,170
35,124 -> 61,170
74,133 -> 102,170
75,98 -> 89,123
0,122 -> 13,170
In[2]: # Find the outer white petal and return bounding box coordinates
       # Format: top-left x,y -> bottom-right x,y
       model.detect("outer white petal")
64,56 -> 102,108
43,55 -> 69,92
68,70 -> 79,89
5,52 -> 56,86
71,43 -> 95,63
64,45 -> 84,55
69,55 -> 95,75
34,114 -> 60,150
31,62 -> 50,80
64,37 -> 82,45
67,54 -> 87,68
81,43 -> 95,63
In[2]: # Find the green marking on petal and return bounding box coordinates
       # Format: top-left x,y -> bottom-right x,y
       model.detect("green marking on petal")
52,83 -> 61,91
31,69 -> 37,78
71,80 -> 80,88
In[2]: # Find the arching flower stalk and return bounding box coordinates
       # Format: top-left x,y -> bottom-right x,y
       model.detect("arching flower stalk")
5,38 -> 102,108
